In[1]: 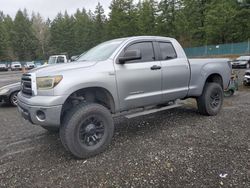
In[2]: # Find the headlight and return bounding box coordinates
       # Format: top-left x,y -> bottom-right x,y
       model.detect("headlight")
0,88 -> 10,95
36,75 -> 63,90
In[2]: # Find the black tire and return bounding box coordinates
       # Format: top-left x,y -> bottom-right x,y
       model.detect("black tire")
10,91 -> 18,106
60,103 -> 114,159
41,126 -> 59,133
196,83 -> 223,116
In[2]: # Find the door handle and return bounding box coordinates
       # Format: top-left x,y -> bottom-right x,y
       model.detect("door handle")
151,65 -> 161,70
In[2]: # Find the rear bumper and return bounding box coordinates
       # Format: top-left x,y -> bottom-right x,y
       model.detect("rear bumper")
17,93 -> 65,127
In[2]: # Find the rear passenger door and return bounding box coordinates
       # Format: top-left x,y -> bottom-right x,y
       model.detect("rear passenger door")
114,41 -> 162,111
158,41 -> 190,102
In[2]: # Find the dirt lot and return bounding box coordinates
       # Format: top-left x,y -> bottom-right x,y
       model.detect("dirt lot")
0,70 -> 249,187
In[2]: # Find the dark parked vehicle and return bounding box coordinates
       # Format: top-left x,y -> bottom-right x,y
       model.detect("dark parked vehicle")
231,56 -> 250,69
0,83 -> 21,106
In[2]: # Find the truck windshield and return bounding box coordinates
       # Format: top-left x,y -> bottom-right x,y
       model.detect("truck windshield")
48,57 -> 57,64
77,39 -> 124,62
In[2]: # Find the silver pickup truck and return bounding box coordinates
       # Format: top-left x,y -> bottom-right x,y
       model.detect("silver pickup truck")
18,36 -> 231,158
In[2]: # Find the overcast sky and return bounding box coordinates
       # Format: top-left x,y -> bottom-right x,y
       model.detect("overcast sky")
0,0 -> 113,20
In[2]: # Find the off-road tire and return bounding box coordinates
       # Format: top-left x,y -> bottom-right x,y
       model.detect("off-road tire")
60,103 -> 114,159
197,83 -> 223,116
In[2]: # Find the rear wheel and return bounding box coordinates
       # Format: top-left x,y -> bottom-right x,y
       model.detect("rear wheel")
60,103 -> 114,159
197,83 -> 223,116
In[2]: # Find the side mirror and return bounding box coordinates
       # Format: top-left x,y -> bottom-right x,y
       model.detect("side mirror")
118,49 -> 141,64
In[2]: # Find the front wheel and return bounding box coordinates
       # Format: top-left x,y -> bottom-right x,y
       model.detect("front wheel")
196,83 -> 223,116
60,103 -> 114,159
10,91 -> 18,106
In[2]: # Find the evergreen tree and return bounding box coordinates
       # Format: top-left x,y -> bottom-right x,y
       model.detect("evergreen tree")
0,12 -> 9,61
93,2 -> 107,44
50,11 -> 75,56
137,0 -> 157,35
12,10 -> 37,61
108,0 -> 138,38
72,8 -> 94,54
205,0 -> 237,44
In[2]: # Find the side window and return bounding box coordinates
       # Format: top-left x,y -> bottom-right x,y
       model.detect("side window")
159,42 -> 177,60
126,42 -> 155,63
57,56 -> 65,63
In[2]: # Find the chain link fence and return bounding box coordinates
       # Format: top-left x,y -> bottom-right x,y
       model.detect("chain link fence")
184,40 -> 250,57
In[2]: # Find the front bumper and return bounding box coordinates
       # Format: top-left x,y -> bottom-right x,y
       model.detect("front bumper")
17,93 -> 65,127
0,67 -> 8,71
244,78 -> 250,85
0,95 -> 9,102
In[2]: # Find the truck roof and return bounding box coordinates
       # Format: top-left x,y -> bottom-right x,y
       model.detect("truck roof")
120,36 -> 176,42
50,55 -> 67,57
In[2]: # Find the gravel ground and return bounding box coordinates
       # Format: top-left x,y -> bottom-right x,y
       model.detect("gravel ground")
0,70 -> 249,187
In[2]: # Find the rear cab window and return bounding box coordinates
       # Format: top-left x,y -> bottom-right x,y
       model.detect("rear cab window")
158,42 -> 177,60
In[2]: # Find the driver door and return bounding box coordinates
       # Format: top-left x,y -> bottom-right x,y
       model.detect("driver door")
114,41 -> 162,111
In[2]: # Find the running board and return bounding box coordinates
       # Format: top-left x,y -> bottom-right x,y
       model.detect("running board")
125,104 -> 182,119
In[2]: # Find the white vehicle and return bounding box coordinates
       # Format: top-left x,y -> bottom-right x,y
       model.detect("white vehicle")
25,62 -> 35,70
0,63 -> 8,71
11,62 -> 22,71
48,55 -> 68,65
34,62 -> 43,68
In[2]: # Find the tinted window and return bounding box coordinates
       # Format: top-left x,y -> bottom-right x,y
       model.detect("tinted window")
57,56 -> 65,63
126,42 -> 155,62
159,42 -> 177,60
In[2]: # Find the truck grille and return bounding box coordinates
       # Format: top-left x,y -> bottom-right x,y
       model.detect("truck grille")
21,74 -> 32,95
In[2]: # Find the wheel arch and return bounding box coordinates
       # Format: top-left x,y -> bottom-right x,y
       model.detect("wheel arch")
205,73 -> 223,88
61,87 -> 116,123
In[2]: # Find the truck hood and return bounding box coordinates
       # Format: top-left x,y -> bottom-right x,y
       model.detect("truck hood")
30,61 -> 97,75
0,82 -> 20,90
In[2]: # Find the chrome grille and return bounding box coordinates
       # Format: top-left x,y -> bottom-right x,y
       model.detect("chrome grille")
21,74 -> 32,95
